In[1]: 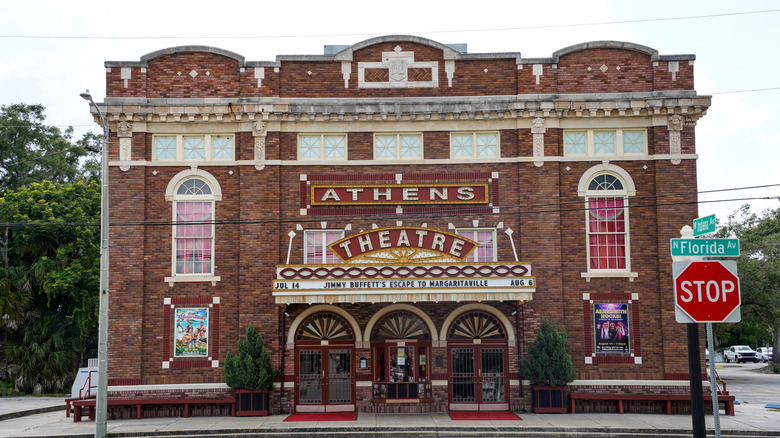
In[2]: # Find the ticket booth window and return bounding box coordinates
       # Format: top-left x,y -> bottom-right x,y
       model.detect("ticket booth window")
370,311 -> 432,400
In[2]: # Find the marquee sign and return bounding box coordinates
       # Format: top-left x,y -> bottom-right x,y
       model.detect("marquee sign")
328,227 -> 477,263
310,183 -> 489,206
273,277 -> 535,292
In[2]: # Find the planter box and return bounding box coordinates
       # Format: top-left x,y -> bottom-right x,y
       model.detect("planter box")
235,389 -> 269,416
531,386 -> 567,414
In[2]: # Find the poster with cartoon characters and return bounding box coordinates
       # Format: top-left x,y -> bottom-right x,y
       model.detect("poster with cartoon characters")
593,303 -> 630,353
174,308 -> 209,357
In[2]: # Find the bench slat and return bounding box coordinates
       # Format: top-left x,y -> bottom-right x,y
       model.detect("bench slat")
568,393 -> 734,416
72,397 -> 235,422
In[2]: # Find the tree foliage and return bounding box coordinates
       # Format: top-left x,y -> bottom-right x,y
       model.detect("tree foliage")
224,325 -> 278,390
0,103 -> 102,393
0,103 -> 98,193
715,205 -> 780,362
519,317 -> 575,386
0,180 -> 101,392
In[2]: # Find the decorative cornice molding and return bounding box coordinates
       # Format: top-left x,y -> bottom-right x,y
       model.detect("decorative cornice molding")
92,93 -> 710,125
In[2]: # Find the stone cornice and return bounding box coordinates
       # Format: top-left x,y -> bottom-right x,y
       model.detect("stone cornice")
92,92 -> 710,126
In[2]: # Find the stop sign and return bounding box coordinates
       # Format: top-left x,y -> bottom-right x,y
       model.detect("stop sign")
673,261 -> 741,323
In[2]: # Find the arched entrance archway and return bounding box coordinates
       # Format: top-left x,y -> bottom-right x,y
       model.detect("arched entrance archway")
447,309 -> 509,411
294,311 -> 355,412
369,310 -> 433,401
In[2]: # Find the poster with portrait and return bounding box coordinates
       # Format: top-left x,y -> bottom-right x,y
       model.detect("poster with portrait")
593,303 -> 630,353
174,307 -> 209,357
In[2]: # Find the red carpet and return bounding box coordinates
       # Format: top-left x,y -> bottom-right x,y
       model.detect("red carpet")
448,411 -> 521,421
284,412 -> 357,422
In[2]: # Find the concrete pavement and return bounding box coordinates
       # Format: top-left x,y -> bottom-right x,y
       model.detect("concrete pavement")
0,396 -> 779,438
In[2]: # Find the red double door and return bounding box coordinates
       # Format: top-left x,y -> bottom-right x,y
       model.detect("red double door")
449,344 -> 508,411
296,346 -> 354,412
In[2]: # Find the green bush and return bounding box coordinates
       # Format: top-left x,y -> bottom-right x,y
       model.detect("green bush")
223,325 -> 278,390
518,317 -> 575,387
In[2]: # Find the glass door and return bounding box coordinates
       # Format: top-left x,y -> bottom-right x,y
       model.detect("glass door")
480,348 -> 505,404
452,347 -> 476,403
327,349 -> 351,404
298,349 -> 323,405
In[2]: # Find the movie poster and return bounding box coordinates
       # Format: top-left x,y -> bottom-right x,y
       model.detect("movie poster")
593,303 -> 630,353
174,308 -> 209,357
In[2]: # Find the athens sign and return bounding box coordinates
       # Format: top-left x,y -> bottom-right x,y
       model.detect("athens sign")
328,227 -> 477,263
310,183 -> 489,206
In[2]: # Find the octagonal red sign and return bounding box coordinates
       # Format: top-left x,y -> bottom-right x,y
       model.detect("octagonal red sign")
673,261 -> 741,323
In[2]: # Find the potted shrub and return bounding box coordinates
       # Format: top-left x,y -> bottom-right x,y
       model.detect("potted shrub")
224,324 -> 279,416
518,317 -> 575,413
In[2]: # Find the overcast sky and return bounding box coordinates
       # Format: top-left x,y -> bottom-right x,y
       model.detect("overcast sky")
1,0 -> 778,225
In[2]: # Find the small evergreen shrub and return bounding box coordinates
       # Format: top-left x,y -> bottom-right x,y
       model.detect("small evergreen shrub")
223,325 -> 277,390
518,317 -> 575,387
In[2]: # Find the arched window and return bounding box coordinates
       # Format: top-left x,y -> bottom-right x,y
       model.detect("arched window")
584,172 -> 630,271
173,178 -> 215,275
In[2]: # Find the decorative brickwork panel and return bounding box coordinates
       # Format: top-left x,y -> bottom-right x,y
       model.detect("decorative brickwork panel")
408,68 -> 432,82
146,52 -> 241,98
557,48 -> 653,94
364,69 -> 389,82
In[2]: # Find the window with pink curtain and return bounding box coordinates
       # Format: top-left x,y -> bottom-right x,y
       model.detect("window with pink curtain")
175,201 -> 213,274
457,230 -> 495,262
587,197 -> 626,269
305,230 -> 343,264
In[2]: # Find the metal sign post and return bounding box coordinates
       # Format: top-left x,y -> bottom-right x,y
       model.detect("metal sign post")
707,322 -> 721,438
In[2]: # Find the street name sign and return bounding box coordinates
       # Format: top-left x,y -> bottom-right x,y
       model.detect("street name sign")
673,260 -> 741,323
693,214 -> 716,236
670,238 -> 739,257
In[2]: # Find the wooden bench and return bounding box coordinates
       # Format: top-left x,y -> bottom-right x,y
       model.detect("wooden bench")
65,396 -> 93,418
72,397 -> 235,422
568,393 -> 735,416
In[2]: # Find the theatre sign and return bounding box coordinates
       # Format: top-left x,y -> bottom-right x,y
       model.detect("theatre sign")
310,183 -> 489,206
273,226 -> 536,305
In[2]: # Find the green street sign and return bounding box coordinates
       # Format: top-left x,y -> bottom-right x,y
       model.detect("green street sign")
693,214 -> 716,236
670,238 -> 740,257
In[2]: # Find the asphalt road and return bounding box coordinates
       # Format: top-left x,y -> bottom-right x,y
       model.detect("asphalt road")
710,360 -> 780,406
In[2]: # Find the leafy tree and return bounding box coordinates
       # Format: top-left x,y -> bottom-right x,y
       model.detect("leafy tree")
6,313 -> 81,393
715,205 -> 780,363
519,317 -> 575,386
224,325 -> 278,390
0,180 -> 100,392
0,103 -> 98,193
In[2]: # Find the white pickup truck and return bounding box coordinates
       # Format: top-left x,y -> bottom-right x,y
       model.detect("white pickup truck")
756,347 -> 773,363
724,345 -> 759,363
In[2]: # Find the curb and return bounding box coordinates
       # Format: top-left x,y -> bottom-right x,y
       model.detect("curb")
18,426 -> 778,438
0,405 -> 62,421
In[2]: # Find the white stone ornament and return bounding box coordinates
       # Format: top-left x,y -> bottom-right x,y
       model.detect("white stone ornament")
667,115 -> 683,165
531,117 -> 546,167
253,120 -> 268,171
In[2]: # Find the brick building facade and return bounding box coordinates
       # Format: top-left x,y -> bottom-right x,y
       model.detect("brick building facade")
89,35 -> 711,416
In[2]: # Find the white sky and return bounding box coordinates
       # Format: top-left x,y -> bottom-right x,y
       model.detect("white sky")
1,0 -> 778,224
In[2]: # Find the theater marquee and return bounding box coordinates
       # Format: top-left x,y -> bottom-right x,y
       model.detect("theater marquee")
310,183 -> 489,206
273,226 -> 537,305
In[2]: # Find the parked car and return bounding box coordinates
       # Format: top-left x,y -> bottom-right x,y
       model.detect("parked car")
724,345 -> 759,363
705,348 -> 710,362
756,347 -> 774,363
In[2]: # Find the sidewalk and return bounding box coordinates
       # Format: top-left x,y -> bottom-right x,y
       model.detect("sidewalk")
0,397 -> 778,438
